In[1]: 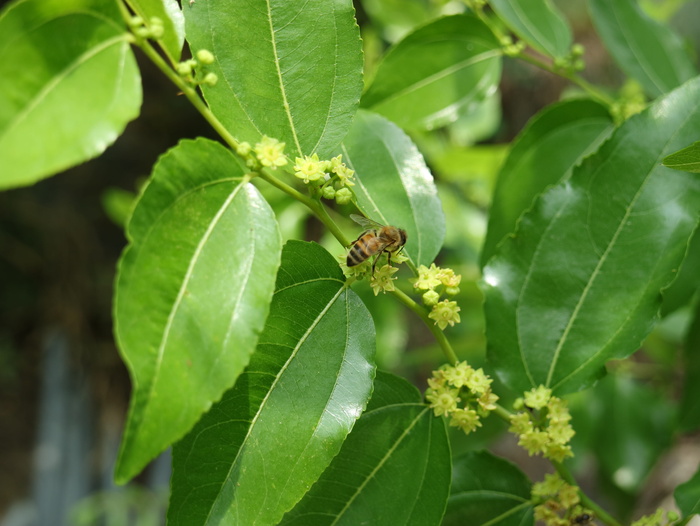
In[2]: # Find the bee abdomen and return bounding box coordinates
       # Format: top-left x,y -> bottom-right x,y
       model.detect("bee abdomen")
347,239 -> 372,267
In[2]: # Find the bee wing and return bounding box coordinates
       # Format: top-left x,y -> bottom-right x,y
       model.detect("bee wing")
350,214 -> 385,230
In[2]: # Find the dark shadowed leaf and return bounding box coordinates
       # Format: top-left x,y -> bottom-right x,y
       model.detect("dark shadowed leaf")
675,465 -> 700,516
339,110 -> 445,268
114,139 -> 282,483
680,300 -> 700,432
280,372 -> 450,526
663,140 -> 700,173
443,450 -> 533,526
589,0 -> 697,97
483,78 -> 700,395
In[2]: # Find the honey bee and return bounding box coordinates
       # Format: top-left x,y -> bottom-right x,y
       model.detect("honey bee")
346,214 -> 407,273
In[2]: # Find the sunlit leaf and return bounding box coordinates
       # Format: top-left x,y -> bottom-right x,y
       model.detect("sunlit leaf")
183,0 -> 363,158
362,14 -> 502,131
114,139 -> 282,483
0,0 -> 141,189
483,78 -> 700,394
339,110 -> 445,267
169,241 -> 375,525
489,0 -> 571,58
481,99 -> 614,265
126,0 -> 184,63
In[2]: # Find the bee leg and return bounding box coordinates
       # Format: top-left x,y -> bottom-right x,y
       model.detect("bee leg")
371,253 -> 381,276
387,251 -> 392,268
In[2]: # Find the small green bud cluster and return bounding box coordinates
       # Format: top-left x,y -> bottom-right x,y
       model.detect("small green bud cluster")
425,362 -> 499,434
611,81 -> 647,123
631,509 -> 679,526
500,35 -> 526,57
411,264 -> 461,330
175,49 -> 218,87
129,16 -> 165,40
532,473 -> 592,526
509,386 -> 574,462
553,43 -> 586,74
292,154 -> 356,205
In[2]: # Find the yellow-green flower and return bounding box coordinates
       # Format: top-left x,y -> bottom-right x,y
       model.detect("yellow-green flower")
449,407 -> 481,433
524,385 -> 552,410
465,368 -> 492,395
293,153 -> 325,183
426,387 -> 459,416
442,361 -> 473,388
370,264 -> 398,296
429,300 -> 461,330
477,389 -> 499,412
412,264 -> 442,290
254,136 -> 288,168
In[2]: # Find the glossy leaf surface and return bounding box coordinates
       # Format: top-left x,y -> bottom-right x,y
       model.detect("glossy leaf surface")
663,140 -> 700,173
114,139 -> 282,483
361,14 -> 502,131
483,78 -> 700,395
339,110 -> 445,267
589,0 -> 697,97
675,465 -> 700,516
169,241 -> 375,525
0,0 -> 141,189
489,0 -> 571,58
126,0 -> 184,63
481,99 -> 614,265
183,0 -> 363,158
280,372 -> 450,526
443,451 -> 533,526
680,301 -> 700,432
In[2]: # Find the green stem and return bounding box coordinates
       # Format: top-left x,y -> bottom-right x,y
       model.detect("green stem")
390,287 -> 459,365
512,52 -> 615,108
553,463 -> 623,526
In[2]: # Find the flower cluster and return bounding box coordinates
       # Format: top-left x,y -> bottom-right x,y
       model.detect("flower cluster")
631,509 -> 678,526
175,48 -> 218,87
532,473 -> 592,526
509,386 -> 575,462
292,154 -> 355,205
412,264 -> 462,330
500,35 -> 526,57
425,362 -> 499,434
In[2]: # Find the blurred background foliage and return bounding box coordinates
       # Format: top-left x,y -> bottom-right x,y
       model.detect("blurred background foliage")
1,0 -> 700,524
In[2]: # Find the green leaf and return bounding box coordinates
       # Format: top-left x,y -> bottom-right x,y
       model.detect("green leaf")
339,110 -> 446,267
183,0 -> 363,158
680,300 -> 700,432
481,99 -> 614,265
0,0 -> 141,189
443,451 -> 533,526
360,0 -> 439,43
590,376 -> 674,493
361,14 -> 502,131
663,140 -> 700,173
483,77 -> 700,395
169,240 -> 375,526
675,465 -> 700,516
588,0 -> 697,97
126,0 -> 184,63
489,0 -> 572,58
366,370 -> 422,411
113,138 -> 282,483
281,372 -> 450,526
661,227 -> 700,316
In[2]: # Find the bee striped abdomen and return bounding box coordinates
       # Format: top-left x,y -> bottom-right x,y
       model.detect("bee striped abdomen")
347,234 -> 376,267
